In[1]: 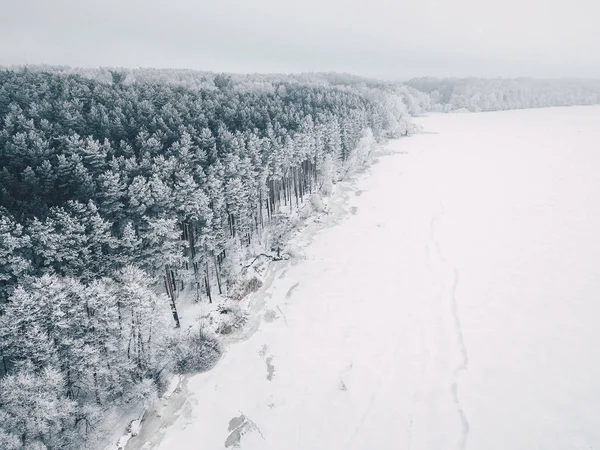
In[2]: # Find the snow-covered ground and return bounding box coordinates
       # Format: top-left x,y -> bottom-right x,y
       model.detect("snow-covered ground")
126,105 -> 600,450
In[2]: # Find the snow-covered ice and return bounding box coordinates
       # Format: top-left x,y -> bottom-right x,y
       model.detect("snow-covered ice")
127,105 -> 600,450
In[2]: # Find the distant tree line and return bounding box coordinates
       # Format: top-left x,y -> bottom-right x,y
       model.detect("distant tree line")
406,76 -> 600,112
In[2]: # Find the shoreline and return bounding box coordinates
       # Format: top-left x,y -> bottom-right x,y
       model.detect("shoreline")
119,140 -> 402,450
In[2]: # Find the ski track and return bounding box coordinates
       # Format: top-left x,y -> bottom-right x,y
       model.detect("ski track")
343,338 -> 400,450
430,208 -> 470,450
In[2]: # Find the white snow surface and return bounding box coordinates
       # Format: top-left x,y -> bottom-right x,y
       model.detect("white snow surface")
127,106 -> 600,450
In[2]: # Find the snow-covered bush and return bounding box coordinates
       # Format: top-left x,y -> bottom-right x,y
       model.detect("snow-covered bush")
215,303 -> 248,335
121,378 -> 159,410
343,128 -> 377,176
318,154 -> 336,195
309,192 -> 326,213
266,213 -> 290,257
228,276 -> 263,302
220,238 -> 244,286
171,329 -> 222,374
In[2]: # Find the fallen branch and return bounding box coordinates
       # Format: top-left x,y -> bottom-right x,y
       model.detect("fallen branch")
241,253 -> 284,271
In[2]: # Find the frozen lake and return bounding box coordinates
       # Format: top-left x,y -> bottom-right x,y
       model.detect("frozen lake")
128,106 -> 600,450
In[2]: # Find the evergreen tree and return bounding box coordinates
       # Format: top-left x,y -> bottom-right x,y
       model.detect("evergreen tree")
0,210 -> 32,303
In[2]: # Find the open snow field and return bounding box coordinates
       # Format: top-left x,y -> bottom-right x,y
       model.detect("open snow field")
127,106 -> 600,450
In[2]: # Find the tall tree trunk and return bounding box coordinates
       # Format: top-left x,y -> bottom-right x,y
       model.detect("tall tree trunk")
278,179 -> 282,208
137,315 -> 144,370
93,372 -> 101,405
187,222 -> 200,295
294,167 -> 299,207
289,175 -> 293,212
259,190 -> 264,228
204,262 -> 213,303
164,264 -> 181,328
117,300 -> 123,337
274,180 -> 277,213
214,255 -> 223,295
299,163 -> 304,203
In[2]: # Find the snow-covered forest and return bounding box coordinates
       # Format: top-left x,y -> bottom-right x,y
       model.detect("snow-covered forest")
1,67 -> 600,449
0,68 -> 418,449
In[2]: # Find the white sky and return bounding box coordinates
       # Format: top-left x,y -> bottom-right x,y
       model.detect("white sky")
1,0 -> 599,78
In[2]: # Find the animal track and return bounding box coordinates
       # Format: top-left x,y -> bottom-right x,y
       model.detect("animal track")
266,356 -> 275,381
285,282 -> 300,299
258,344 -> 268,358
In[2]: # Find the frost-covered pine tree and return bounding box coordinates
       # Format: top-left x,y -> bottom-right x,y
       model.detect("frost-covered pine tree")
0,363 -> 76,450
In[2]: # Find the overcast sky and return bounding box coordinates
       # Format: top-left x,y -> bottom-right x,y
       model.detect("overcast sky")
1,0 -> 599,79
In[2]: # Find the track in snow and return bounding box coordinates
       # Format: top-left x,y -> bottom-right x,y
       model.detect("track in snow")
430,207 -> 469,450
